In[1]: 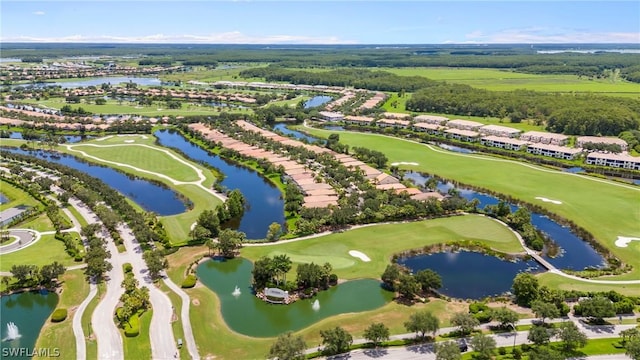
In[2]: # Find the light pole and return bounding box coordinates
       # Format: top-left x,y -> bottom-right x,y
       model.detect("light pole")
511,323 -> 517,348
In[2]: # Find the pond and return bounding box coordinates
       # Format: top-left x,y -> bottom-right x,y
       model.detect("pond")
403,171 -> 606,271
154,130 -> 285,239
1,147 -> 186,216
197,257 -> 393,337
0,193 -> 8,204
438,143 -> 475,154
11,77 -> 161,89
0,291 -> 58,357
304,95 -> 332,109
4,132 -> 89,144
272,124 -> 322,144
398,251 -> 541,299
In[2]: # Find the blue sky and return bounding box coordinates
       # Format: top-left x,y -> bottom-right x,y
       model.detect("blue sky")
1,1 -> 639,44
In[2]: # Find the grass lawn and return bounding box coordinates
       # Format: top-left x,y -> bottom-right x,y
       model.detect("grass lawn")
299,127 -> 640,284
537,272 -> 640,297
381,93 -> 545,132
82,283 -> 105,360
18,97 -> 253,116
382,67 -> 640,97
0,179 -> 42,211
65,204 -> 89,228
0,232 -> 78,272
240,215 -> 524,280
53,134 -> 223,244
35,269 -> 90,360
122,310 -> 152,360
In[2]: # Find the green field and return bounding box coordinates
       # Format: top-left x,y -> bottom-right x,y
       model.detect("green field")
241,215 -> 523,280
538,272 -> 640,297
19,97 -> 252,116
56,134 -> 223,243
382,67 -> 640,97
0,231 -> 78,272
381,93 -> 545,132
0,179 -> 42,211
299,126 -> 640,283
36,269 -> 90,360
122,310 -> 152,360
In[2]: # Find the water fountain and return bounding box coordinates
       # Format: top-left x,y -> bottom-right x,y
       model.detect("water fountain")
4,322 -> 20,341
312,299 -> 320,311
232,286 -> 241,298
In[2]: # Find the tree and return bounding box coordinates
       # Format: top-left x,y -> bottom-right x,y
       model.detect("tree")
266,222 -> 282,242
216,229 -> 244,258
527,325 -> 554,346
10,264 -> 38,284
528,346 -> 564,360
415,268 -> 442,294
397,274 -> 420,300
272,254 -> 292,286
512,272 -> 539,307
252,257 -> 275,289
404,310 -> 439,341
205,238 -> 215,257
470,333 -> 496,360
451,312 -> 480,335
196,209 -> 220,237
39,261 -> 65,285
268,331 -> 306,360
531,300 -> 560,324
626,336 -> 640,360
620,327 -> 640,344
576,296 -> 615,323
381,263 -> 402,291
492,307 -> 519,330
143,250 -> 168,280
557,321 -> 587,351
363,322 -> 389,348
320,327 -> 352,356
189,225 -> 211,242
435,341 -> 462,360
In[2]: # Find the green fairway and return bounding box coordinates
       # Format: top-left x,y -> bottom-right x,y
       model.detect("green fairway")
0,179 -> 42,211
18,97 -> 252,116
241,215 -> 523,280
537,272 -> 640,297
36,269 -> 90,360
56,134 -> 223,244
300,126 -> 640,282
383,67 -> 640,97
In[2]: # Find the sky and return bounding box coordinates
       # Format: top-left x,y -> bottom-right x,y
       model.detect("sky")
1,1 -> 639,44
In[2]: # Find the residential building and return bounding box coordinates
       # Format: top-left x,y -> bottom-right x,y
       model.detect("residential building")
520,131 -> 568,145
318,111 -> 344,122
576,136 -> 628,151
446,119 -> 484,131
344,115 -> 374,126
377,118 -> 411,128
413,114 -> 449,125
585,152 -> 640,170
481,136 -> 528,150
526,143 -> 582,160
445,128 -> 480,142
412,122 -> 441,134
479,124 -> 522,138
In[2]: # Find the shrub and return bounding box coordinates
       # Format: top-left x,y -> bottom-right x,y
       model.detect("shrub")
469,302 -> 489,314
123,313 -> 140,337
123,263 -> 133,274
498,347 -> 507,355
329,274 -> 338,285
51,308 -> 67,322
512,347 -> 522,359
181,274 -> 197,288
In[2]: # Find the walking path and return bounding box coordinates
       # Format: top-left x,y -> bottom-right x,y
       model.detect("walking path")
315,316 -> 637,359
163,277 -> 200,359
117,223 -> 178,360
65,141 -> 226,202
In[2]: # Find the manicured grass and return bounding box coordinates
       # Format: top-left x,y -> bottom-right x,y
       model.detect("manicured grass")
122,310 -> 152,360
0,179 -> 42,211
157,282 -> 190,360
381,93 -> 544,132
0,232 -> 78,272
537,272 -> 640,296
82,283 -> 105,360
65,205 -> 89,228
300,127 -> 640,283
35,269 -> 90,360
382,67 -> 640,96
18,97 -> 253,116
241,215 -> 524,280
14,212 -> 55,232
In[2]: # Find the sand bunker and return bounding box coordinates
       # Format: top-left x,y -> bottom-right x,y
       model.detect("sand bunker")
615,236 -> 640,248
124,140 -> 135,143
390,162 -> 419,166
349,250 -> 371,262
535,197 -> 562,205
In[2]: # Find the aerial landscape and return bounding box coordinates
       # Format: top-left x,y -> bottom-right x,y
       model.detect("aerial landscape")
1,1 -> 640,359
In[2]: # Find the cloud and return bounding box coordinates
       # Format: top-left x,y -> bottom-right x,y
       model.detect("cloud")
0,32 -> 358,44
462,27 -> 640,43
33,11 -> 45,15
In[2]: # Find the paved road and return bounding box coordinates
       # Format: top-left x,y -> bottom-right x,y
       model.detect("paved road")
0,229 -> 36,253
73,282 -> 97,360
118,223 -> 178,360
317,317 -> 636,360
163,277 -> 200,360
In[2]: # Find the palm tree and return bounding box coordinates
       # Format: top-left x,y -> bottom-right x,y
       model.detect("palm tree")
272,254 -> 292,286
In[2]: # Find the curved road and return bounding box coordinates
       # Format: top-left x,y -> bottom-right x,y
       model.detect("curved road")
163,277 -> 200,359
